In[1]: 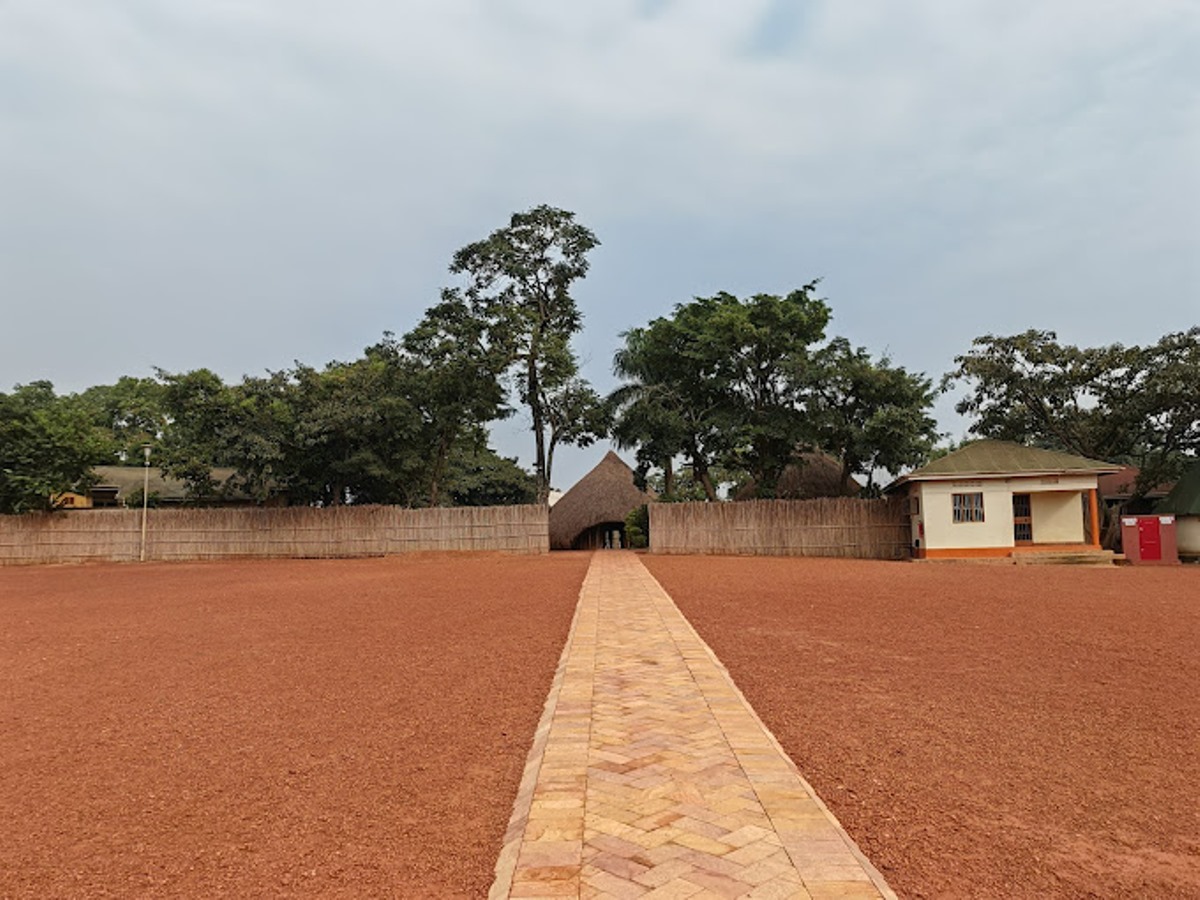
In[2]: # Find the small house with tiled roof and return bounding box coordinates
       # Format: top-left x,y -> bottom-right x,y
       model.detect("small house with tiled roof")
1097,465 -> 1174,514
886,440 -> 1120,560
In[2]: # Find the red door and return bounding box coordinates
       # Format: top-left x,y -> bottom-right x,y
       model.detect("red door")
1138,518 -> 1162,561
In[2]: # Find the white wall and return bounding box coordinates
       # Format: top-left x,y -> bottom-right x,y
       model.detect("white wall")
919,481 -> 1015,550
907,488 -> 923,548
1177,517 -> 1200,557
917,475 -> 1098,551
1030,491 -> 1085,544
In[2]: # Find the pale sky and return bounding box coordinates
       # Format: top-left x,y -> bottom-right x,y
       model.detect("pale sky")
2,1 -> 1197,489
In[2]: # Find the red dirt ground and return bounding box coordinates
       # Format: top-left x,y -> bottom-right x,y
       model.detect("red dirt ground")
644,556 -> 1200,900
0,553 -> 590,899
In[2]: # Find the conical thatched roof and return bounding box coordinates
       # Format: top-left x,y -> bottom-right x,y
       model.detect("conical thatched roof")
549,451 -> 653,549
1158,461 -> 1200,516
734,452 -> 860,501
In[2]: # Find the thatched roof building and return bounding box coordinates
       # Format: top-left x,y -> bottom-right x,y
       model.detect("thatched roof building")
733,452 -> 860,501
549,451 -> 653,550
57,466 -> 265,508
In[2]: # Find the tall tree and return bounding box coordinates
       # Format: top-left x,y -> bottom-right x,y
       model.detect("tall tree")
808,338 -> 939,494
611,285 -> 830,499
447,205 -> 600,500
946,328 -> 1200,496
399,296 -> 512,504
285,355 -> 455,507
216,371 -> 298,503
695,287 -> 830,494
156,368 -> 236,501
0,382 -> 109,513
78,376 -> 169,463
611,314 -> 733,501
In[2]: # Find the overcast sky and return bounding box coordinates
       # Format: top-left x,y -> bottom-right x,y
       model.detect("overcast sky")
2,1 -> 1197,489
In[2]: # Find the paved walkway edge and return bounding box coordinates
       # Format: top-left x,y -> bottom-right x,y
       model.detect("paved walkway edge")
639,563 -> 898,900
489,576 -> 587,900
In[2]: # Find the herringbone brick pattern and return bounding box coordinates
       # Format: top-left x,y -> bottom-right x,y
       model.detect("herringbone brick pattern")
491,552 -> 894,900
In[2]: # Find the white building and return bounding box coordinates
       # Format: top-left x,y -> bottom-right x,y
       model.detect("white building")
888,440 -> 1120,560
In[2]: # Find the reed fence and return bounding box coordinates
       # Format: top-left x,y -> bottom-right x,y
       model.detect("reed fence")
0,504 -> 549,565
649,497 -> 910,559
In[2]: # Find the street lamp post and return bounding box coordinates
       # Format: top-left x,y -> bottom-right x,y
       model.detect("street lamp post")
140,444 -> 151,562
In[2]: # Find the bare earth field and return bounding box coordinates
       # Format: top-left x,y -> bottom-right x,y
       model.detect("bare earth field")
643,556 -> 1200,899
0,553 -> 590,899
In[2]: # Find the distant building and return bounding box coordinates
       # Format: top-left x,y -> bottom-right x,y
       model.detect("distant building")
1098,465 -> 1174,514
1157,460 -> 1200,560
549,452 -> 653,550
734,451 -> 861,500
887,440 -> 1119,561
54,466 -> 276,509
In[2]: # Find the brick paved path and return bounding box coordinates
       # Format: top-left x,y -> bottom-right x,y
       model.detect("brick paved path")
491,552 -> 895,900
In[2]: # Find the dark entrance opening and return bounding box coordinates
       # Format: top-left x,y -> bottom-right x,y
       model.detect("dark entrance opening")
572,522 -> 627,550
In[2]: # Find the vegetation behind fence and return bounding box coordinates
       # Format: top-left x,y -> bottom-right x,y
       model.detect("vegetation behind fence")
649,497 -> 910,559
0,504 -> 549,565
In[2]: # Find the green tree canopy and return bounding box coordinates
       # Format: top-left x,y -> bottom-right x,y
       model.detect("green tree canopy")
151,321 -> 519,509
611,285 -> 830,499
444,444 -> 538,507
156,368 -> 238,501
808,338 -> 939,494
0,382 -> 109,513
445,204 -> 602,499
612,284 -> 939,499
78,376 -> 169,463
945,328 -> 1200,497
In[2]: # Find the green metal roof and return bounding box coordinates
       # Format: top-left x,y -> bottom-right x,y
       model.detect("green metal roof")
1158,461 -> 1200,516
898,440 -> 1119,482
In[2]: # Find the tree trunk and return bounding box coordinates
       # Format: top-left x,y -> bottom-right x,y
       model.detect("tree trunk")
663,458 -> 675,497
840,459 -> 856,496
528,352 -> 548,502
428,433 -> 449,507
691,455 -> 718,502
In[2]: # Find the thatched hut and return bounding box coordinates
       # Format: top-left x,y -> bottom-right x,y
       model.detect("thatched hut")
733,452 -> 861,501
549,451 -> 653,550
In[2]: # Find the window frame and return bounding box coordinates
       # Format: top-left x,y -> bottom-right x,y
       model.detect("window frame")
951,491 -> 985,524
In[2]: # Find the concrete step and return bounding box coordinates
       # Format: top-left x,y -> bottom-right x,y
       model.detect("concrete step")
1013,550 -> 1116,566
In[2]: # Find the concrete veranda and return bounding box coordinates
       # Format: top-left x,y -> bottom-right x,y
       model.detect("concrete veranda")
491,552 -> 895,900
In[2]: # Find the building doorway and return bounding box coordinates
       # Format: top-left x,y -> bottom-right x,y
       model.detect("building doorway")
1013,493 -> 1033,544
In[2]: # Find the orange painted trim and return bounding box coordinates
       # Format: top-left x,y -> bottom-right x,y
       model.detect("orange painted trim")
921,547 -> 1015,559
1011,543 -> 1099,554
1088,488 -> 1101,548
921,543 -> 1101,559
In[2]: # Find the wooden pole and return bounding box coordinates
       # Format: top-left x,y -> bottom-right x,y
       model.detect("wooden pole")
1088,488 -> 1101,548
140,445 -> 151,562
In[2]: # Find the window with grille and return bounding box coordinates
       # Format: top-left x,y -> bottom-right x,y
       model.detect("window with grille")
952,492 -> 985,523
